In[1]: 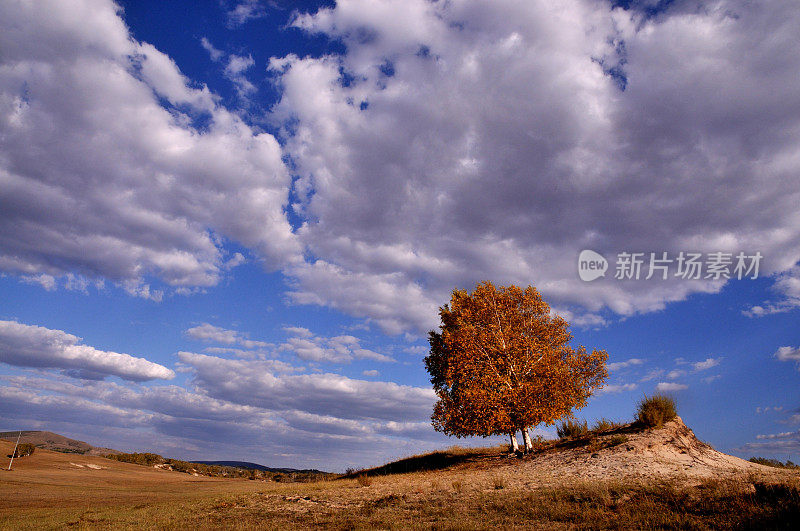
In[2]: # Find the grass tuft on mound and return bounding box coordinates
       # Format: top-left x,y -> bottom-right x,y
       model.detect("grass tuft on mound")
637,394 -> 677,428
557,419 -> 588,439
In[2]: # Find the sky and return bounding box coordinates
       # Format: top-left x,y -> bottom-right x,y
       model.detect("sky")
1,0 -> 799,472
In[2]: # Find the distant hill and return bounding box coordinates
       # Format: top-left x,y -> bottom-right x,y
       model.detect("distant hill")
0,431 -> 331,475
193,460 -> 327,474
0,430 -> 120,456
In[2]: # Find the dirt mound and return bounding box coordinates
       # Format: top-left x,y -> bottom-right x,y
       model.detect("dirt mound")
511,416 -> 774,484
351,416 -> 786,489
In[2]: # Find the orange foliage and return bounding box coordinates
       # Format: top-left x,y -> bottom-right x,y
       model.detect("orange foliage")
425,281 -> 608,439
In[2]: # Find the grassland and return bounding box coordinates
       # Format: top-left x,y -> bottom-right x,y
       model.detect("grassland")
3,435 -> 800,529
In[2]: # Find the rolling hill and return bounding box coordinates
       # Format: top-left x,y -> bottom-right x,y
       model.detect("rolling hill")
193,460 -> 327,474
0,430 -> 120,456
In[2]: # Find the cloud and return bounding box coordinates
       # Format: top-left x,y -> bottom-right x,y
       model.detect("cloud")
226,0 -> 266,27
20,274 -> 56,291
640,369 -> 664,382
755,406 -> 783,414
745,266 -> 800,317
224,54 -> 257,96
279,329 -> 395,363
362,369 -> 379,377
0,320 -> 174,381
282,326 -> 313,338
597,382 -> 637,394
226,54 -> 255,76
0,384 -> 154,429
185,324 -> 393,364
177,351 -> 434,422
0,0 -> 299,294
185,323 -> 270,349
224,252 -> 246,270
200,38 -> 256,96
742,428 -> 800,455
186,323 -> 240,345
285,261 -> 441,335
607,358 -> 645,372
200,37 -> 224,62
756,431 -> 797,440
264,0 -> 800,333
0,371 -> 459,469
404,345 -> 428,356
692,357 -> 721,371
655,382 -> 688,392
775,346 -> 800,362
6,0 -> 800,332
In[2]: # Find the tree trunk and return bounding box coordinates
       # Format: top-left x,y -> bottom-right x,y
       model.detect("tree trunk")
509,432 -> 520,453
521,428 -> 533,452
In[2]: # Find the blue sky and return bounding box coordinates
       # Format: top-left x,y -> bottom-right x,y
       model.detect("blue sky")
1,0 -> 800,471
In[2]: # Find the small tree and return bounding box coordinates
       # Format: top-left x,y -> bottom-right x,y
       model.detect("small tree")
424,281 -> 608,451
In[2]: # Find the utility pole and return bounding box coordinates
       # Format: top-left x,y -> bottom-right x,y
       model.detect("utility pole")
7,431 -> 22,471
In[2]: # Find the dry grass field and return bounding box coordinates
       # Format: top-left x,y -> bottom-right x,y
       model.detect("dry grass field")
3,419 -> 800,530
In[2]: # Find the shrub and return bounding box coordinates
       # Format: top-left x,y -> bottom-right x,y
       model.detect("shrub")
637,394 -> 677,428
13,443 -> 36,458
749,457 -> 800,469
592,418 -> 622,432
105,452 -> 165,467
356,474 -> 373,487
557,419 -> 588,439
104,453 -> 276,479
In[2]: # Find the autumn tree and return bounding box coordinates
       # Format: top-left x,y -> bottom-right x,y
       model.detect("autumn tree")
424,281 -> 608,452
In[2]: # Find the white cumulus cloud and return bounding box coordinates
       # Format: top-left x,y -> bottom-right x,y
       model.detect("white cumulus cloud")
655,382 -> 688,392
692,357 -> 721,371
0,320 -> 174,381
185,323 -> 270,349
177,351 -> 434,421
597,383 -> 637,394
775,346 -> 800,362
0,0 -> 299,294
607,358 -> 645,372
268,0 -> 800,333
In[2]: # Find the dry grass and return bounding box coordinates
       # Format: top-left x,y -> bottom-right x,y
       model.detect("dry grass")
9,474 -> 795,530
637,394 -> 678,428
592,418 -> 625,432
556,418 -> 588,438
4,435 -> 800,529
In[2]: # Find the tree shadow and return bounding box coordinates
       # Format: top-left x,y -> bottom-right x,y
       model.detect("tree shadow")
343,423 -> 647,478
343,448 -> 507,478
